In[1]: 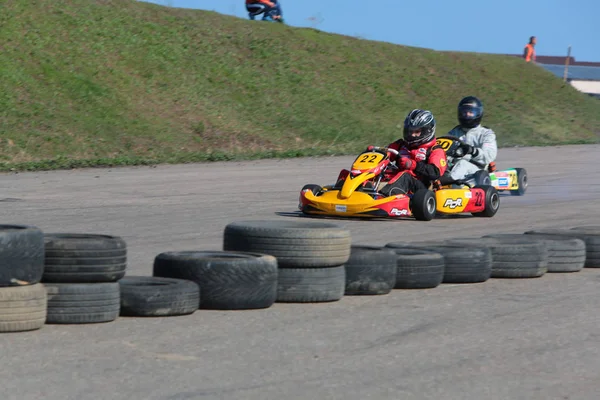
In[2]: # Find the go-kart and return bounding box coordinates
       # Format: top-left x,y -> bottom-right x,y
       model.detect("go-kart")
435,136 -> 528,196
298,146 -> 500,221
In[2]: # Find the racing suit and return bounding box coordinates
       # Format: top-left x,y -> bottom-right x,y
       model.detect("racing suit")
445,124 -> 497,181
246,0 -> 283,20
379,139 -> 447,196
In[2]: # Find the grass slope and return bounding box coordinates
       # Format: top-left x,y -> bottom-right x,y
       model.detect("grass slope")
1,0 -> 599,171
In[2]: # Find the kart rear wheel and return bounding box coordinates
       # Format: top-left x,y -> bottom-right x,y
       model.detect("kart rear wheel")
510,168 -> 527,196
410,189 -> 436,221
472,185 -> 500,217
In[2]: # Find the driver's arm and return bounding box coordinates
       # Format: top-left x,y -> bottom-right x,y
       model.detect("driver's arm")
387,141 -> 402,162
414,146 -> 447,180
470,129 -> 497,166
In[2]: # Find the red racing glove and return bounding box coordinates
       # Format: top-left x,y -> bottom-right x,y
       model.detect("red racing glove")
398,157 -> 416,171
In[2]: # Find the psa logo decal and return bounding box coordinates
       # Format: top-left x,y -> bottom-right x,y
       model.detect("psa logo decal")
443,198 -> 463,209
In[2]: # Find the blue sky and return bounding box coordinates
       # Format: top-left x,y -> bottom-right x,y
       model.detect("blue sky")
142,0 -> 599,61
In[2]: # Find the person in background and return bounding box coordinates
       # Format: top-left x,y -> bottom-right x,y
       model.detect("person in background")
443,96 -> 498,184
523,36 -> 537,63
245,0 -> 283,22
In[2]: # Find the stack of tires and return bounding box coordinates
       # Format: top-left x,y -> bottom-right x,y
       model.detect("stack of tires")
223,220 -> 351,303
42,234 -> 126,324
153,251 -> 276,310
385,241 -> 492,285
0,225 -> 47,333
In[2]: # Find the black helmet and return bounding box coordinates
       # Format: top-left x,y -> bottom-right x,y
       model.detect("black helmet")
458,96 -> 484,129
403,109 -> 436,148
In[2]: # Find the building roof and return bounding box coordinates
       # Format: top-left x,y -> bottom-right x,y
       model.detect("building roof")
506,54 -> 600,67
539,64 -> 600,81
503,54 -> 600,81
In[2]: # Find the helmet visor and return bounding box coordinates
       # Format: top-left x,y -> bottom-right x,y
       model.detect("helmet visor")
458,104 -> 482,120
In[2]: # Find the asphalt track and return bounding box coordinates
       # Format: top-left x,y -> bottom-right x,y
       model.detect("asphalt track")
1,144 -> 600,400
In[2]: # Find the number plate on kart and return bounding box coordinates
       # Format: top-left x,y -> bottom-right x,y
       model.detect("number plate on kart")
335,205 -> 347,213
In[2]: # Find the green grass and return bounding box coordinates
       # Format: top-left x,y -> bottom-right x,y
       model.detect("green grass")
1,0 -> 599,171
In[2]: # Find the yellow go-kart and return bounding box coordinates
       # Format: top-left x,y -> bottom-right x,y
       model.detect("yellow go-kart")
299,146 -> 500,221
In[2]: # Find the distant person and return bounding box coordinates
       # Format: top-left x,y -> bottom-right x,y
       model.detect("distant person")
245,0 -> 283,22
442,96 -> 498,185
523,36 -> 537,63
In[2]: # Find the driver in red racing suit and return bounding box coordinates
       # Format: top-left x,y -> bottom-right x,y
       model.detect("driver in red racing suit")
378,109 -> 447,197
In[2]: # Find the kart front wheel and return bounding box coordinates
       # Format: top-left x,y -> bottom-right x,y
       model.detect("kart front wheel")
302,184 -> 322,196
510,168 -> 527,196
410,189 -> 436,221
472,185 -> 500,217
473,170 -> 491,186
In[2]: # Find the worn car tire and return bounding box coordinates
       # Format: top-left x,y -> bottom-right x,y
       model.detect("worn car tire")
382,246 -> 445,289
344,245 -> 397,295
43,234 -> 127,283
448,237 -> 548,278
45,282 -> 120,324
276,266 -> 345,303
153,251 -> 278,310
119,276 -> 200,317
0,284 -> 47,332
484,233 -> 585,272
223,220 -> 351,268
387,241 -> 492,283
525,228 -> 600,268
0,225 -> 45,287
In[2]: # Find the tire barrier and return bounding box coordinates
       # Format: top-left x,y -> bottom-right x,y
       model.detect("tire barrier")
223,220 -> 351,303
1,221 -> 599,333
343,245 -> 397,296
153,251 -> 278,310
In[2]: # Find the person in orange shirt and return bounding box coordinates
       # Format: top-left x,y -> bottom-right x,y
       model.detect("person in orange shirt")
523,36 -> 537,63
246,0 -> 283,22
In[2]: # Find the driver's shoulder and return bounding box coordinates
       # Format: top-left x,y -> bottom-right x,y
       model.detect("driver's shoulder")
445,125 -> 463,137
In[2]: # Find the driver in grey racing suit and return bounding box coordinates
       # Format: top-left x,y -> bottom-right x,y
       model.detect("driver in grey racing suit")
445,96 -> 497,183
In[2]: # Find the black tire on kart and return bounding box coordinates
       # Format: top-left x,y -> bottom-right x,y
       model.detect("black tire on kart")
153,251 -> 278,310
223,220 -> 351,268
510,168 -> 528,196
0,283 -> 47,332
525,228 -> 600,268
447,237 -> 548,278
301,184 -> 322,195
118,276 -> 200,317
0,225 -> 45,287
410,189 -> 436,221
382,247 -> 445,289
344,245 -> 397,295
387,241 -> 492,284
45,282 -> 120,324
484,233 -> 585,273
473,170 -> 492,186
43,234 -> 127,283
471,185 -> 500,218
276,266 -> 346,303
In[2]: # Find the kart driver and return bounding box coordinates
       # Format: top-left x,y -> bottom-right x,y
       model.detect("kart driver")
378,109 -> 447,196
245,0 -> 283,22
443,96 -> 498,183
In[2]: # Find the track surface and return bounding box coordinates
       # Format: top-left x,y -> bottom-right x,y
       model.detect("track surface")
1,144 -> 600,400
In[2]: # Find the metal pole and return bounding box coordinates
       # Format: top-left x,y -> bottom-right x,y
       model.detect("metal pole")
563,45 -> 572,82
